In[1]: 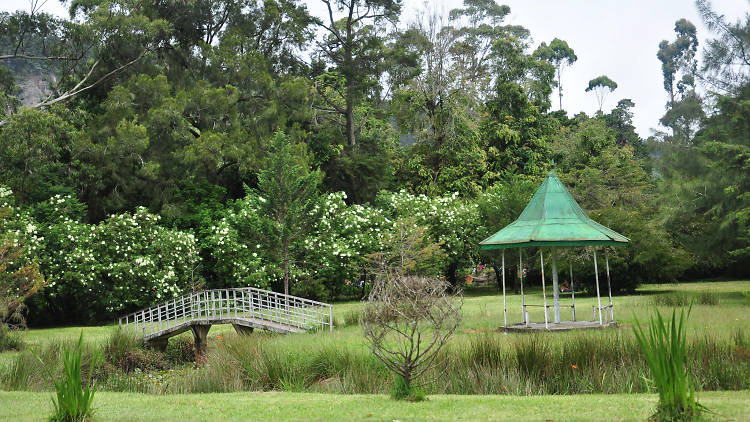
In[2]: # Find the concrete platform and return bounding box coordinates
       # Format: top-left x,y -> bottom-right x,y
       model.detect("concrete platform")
500,320 -> 618,332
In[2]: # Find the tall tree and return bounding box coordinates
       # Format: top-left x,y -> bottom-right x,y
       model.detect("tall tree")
586,75 -> 617,113
535,38 -> 577,110
657,18 -> 698,105
448,0 -> 521,102
256,131 -> 321,296
391,5 -> 488,197
0,0 -> 170,124
696,0 -> 750,94
313,0 -> 402,146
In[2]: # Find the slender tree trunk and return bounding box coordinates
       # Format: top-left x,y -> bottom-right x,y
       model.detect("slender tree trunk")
446,261 -> 458,291
282,241 -> 290,296
558,67 -> 563,111
345,81 -> 356,146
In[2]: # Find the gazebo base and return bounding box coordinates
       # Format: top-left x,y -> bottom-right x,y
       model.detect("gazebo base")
500,320 -> 617,332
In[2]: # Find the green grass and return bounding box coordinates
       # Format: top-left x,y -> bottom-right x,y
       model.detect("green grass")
2,280 -> 748,396
0,390 -> 748,421
12,280 -> 749,346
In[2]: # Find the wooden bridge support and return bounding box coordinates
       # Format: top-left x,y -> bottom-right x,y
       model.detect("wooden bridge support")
191,324 -> 211,357
233,324 -> 254,336
147,338 -> 169,352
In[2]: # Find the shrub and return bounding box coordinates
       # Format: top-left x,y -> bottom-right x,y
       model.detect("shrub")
43,334 -> 101,422
363,276 -> 461,400
633,307 -> 704,421
165,336 -> 195,364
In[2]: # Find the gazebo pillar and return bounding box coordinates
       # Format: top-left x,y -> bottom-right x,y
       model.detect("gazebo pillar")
501,250 -> 507,327
569,262 -> 576,321
519,249 -> 526,324
540,250 -> 548,329
551,251 -> 560,323
593,249 -> 602,325
605,251 -> 613,322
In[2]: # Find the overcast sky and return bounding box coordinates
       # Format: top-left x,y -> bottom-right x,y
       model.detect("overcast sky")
2,0 -> 748,137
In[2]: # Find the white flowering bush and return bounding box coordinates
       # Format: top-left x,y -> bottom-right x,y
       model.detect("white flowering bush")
298,192 -> 390,299
205,194 -> 270,289
0,186 -> 45,269
376,190 -> 482,285
40,206 -> 200,319
1,189 -> 201,321
207,191 -> 391,300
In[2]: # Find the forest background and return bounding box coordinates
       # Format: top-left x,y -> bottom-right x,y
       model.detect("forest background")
0,0 -> 747,325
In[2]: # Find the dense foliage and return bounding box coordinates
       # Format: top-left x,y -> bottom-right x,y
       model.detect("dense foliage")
0,0 -> 748,323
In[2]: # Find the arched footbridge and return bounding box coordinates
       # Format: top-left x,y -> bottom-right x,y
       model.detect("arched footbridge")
119,287 -> 333,352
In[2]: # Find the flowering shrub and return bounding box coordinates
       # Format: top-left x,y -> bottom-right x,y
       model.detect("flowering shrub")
40,205 -> 200,319
207,191 -> 390,300
205,194 -> 269,289
298,192 -> 390,299
376,190 -> 482,284
1,188 -> 201,322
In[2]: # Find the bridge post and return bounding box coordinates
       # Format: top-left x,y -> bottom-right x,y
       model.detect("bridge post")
191,324 -> 211,358
147,338 -> 168,352
233,324 -> 254,336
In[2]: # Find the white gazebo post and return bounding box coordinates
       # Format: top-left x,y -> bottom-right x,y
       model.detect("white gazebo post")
540,250 -> 549,329
519,249 -> 526,325
593,249 -> 603,325
569,262 -> 576,321
551,251 -> 560,323
605,250 -> 614,322
501,250 -> 507,327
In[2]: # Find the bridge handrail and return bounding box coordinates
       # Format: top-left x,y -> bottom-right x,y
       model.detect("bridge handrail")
118,287 -> 333,338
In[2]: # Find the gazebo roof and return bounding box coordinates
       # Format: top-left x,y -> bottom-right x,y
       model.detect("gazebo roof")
479,170 -> 629,250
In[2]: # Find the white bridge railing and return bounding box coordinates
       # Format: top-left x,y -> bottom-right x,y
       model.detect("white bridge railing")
118,287 -> 334,338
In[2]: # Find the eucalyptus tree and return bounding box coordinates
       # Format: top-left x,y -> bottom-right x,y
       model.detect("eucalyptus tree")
657,18 -> 698,106
535,38 -> 577,110
656,18 -> 703,145
391,5 -> 487,197
586,75 -> 617,113
0,0 -> 171,124
313,0 -> 402,147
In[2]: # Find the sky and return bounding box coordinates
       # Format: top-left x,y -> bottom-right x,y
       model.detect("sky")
2,0 -> 748,137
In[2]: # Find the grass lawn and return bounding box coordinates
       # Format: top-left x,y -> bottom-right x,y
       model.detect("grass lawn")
1,390 -> 748,421
2,280 -> 748,374
10,280 -> 750,348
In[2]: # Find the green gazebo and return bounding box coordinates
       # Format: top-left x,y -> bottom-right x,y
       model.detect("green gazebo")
480,170 -> 629,330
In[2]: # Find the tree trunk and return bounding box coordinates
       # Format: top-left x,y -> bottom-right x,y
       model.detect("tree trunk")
282,242 -> 290,296
558,67 -> 563,110
345,82 -> 356,146
446,261 -> 458,291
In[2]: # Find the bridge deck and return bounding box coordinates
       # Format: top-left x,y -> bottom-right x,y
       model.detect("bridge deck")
119,287 -> 332,344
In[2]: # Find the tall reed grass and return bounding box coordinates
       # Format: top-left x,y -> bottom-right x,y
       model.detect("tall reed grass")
3,327 -> 748,396
41,334 -> 100,422
634,307 -> 704,421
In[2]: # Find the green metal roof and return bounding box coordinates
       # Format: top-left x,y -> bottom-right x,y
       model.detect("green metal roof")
479,170 -> 629,250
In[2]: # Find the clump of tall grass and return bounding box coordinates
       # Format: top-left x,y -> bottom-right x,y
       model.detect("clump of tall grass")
697,291 -> 720,306
633,307 -> 704,421
652,292 -> 691,307
40,334 -> 101,422
391,374 -> 425,401
0,323 -> 24,351
104,328 -> 169,373
341,310 -> 361,327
